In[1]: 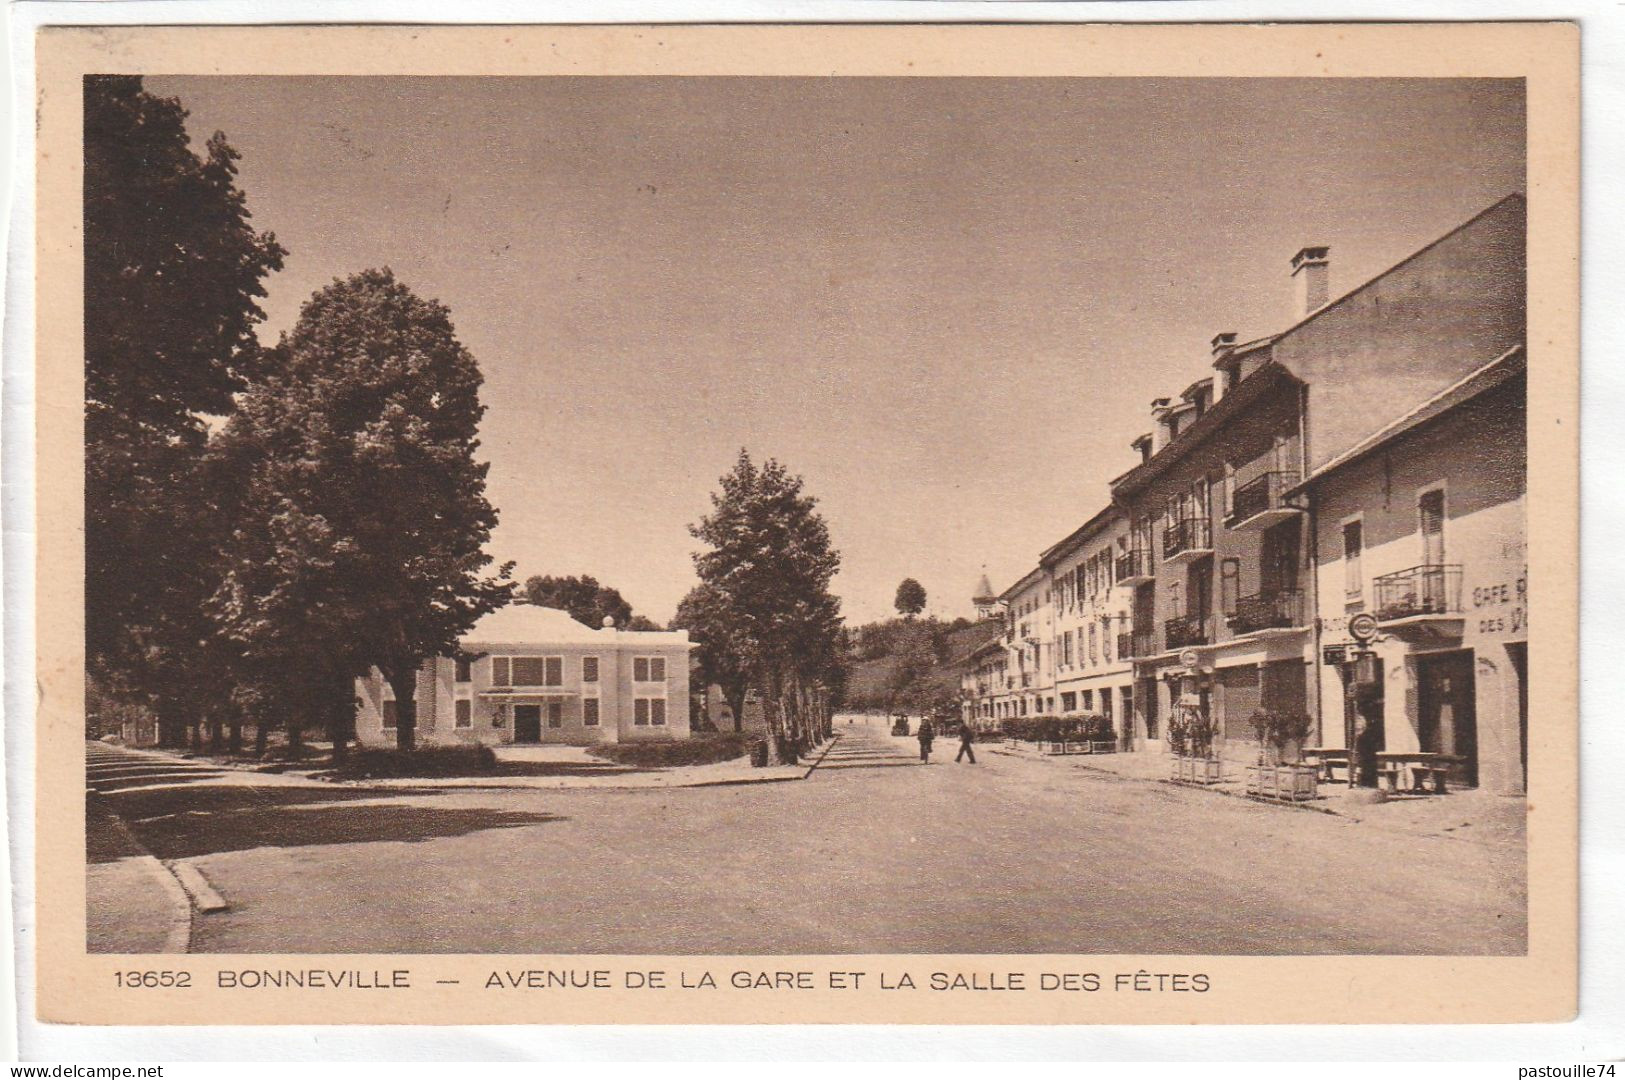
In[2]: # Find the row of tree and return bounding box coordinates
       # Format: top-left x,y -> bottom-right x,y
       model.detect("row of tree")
86,76 -> 512,754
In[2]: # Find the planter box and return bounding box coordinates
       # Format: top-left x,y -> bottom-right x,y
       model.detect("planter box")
1041,740 -> 1070,755
1245,763 -> 1319,801
1171,755 -> 1224,784
1067,740 -> 1091,755
1090,741 -> 1117,754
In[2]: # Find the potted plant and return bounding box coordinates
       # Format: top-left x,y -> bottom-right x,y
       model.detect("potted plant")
1168,708 -> 1222,784
1245,709 -> 1319,801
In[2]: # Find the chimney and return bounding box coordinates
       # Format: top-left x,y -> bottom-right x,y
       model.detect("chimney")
1291,246 -> 1330,316
1209,332 -> 1238,398
1150,397 -> 1174,451
1131,432 -> 1153,464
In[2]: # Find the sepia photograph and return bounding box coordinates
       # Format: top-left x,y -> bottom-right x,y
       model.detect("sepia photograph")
29,22 -> 1579,1028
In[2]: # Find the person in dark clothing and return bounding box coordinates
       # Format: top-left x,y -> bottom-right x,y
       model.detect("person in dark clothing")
955,722 -> 977,763
916,717 -> 935,763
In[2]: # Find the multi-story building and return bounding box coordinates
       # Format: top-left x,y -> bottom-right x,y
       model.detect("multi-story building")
1041,505 -> 1136,744
995,568 -> 1055,719
1109,336 -> 1314,761
355,604 -> 696,746
967,194 -> 1525,789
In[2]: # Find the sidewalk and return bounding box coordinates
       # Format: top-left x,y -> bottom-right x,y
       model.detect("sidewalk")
324,736 -> 837,791
86,795 -> 192,953
991,741 -> 1525,847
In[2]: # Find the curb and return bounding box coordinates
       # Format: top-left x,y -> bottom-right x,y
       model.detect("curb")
90,796 -> 194,953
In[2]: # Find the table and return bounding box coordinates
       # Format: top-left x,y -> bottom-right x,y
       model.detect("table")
1300,746 -> 1355,787
1374,751 -> 1459,794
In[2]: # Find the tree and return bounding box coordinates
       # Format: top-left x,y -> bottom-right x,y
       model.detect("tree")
672,583 -> 754,733
690,451 -> 845,761
894,578 -> 927,617
84,75 -> 285,701
215,269 -> 513,751
522,574 -> 634,628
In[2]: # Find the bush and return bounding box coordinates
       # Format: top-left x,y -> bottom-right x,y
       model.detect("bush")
588,732 -> 755,769
320,745 -> 498,780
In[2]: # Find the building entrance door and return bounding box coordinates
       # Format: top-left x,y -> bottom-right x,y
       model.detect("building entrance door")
1417,650 -> 1477,787
514,704 -> 542,744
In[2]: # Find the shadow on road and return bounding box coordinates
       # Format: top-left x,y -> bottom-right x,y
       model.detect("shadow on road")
90,785 -> 564,862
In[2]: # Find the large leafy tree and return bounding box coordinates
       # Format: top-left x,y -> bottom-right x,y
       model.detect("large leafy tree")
894,578 -> 927,617
84,75 -> 285,699
214,269 -> 513,751
522,574 -> 634,629
671,582 -> 754,733
689,451 -> 844,759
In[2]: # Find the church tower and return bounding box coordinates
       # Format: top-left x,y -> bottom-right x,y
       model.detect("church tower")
972,570 -> 1000,621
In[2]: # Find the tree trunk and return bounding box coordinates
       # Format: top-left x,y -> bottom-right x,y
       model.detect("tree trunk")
386,667 -> 419,751
327,670 -> 353,762
188,721 -> 201,752
725,686 -> 747,734
228,723 -> 243,756
254,720 -> 269,758
288,720 -> 303,758
209,717 -> 224,753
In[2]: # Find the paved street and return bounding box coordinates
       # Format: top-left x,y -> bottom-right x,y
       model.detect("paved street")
89,720 -> 1525,955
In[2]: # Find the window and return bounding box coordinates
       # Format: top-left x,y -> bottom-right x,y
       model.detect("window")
1101,619 -> 1113,662
634,698 -> 667,726
1343,520 -> 1364,599
1221,557 -> 1241,615
583,698 -> 600,727
582,656 -> 599,683
494,656 -> 563,687
1061,691 -> 1077,712
1082,690 -> 1095,712
454,657 -> 472,683
1102,690 -> 1113,720
633,656 -> 667,683
381,700 -> 398,728
454,700 -> 472,728
1420,489 -> 1445,564
1088,624 -> 1098,664
547,702 -> 563,728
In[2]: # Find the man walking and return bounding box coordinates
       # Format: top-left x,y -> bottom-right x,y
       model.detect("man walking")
916,716 -> 935,763
956,722 -> 977,764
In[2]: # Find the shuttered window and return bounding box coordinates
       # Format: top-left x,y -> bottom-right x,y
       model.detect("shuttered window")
1220,665 -> 1261,742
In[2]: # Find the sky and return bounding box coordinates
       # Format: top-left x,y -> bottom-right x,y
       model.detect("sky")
149,76 -> 1525,625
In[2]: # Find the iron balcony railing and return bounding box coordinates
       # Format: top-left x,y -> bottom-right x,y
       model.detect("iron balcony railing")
1162,517 -> 1213,560
1164,613 -> 1212,650
1226,470 -> 1301,527
1226,588 -> 1306,635
1115,548 -> 1154,582
1373,564 -> 1464,621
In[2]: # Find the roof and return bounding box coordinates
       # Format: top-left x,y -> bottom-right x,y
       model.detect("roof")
1109,360 -> 1302,499
461,604 -> 694,649
973,573 -> 996,602
1039,502 -> 1125,569
1288,345 -> 1525,494
997,566 -> 1047,603
1266,195 -> 1525,353
1212,334 -> 1279,370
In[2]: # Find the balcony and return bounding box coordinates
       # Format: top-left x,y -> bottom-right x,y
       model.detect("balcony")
1162,517 -> 1213,564
1116,548 -> 1155,585
1226,588 -> 1306,636
1374,564 -> 1464,623
1226,470 -> 1302,530
1164,613 -> 1212,650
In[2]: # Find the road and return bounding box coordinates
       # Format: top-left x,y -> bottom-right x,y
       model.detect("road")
89,720 -> 1525,955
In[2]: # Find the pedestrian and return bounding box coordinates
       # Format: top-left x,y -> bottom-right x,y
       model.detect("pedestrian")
916,716 -> 935,763
956,721 -> 977,764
